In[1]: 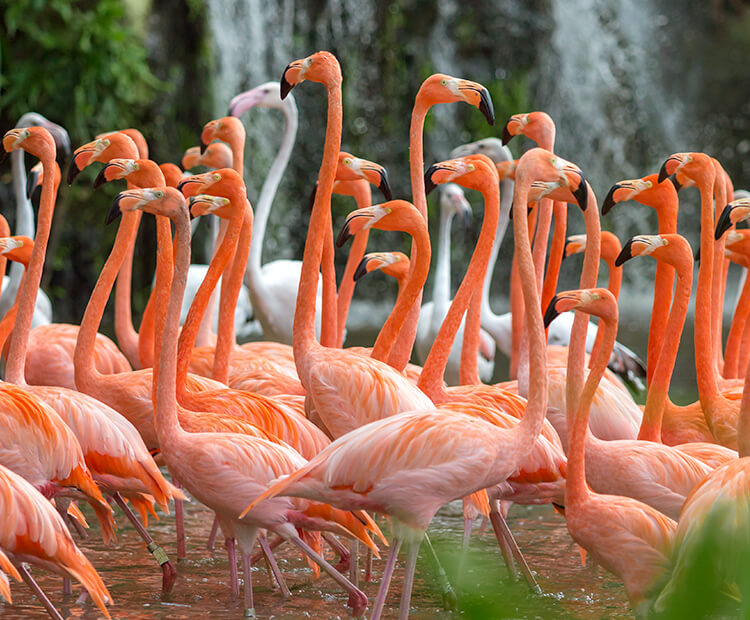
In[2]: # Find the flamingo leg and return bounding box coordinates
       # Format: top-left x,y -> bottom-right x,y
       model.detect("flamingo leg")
422,533 -> 457,610
258,534 -> 290,599
241,552 -> 255,618
349,540 -> 359,589
17,565 -> 63,620
66,513 -> 88,540
112,493 -> 177,593
53,503 -> 73,596
457,517 -> 473,581
476,515 -> 489,538
322,532 -> 350,573
365,547 -> 373,582
398,539 -> 422,620
489,501 -> 540,593
370,538 -> 402,620
250,534 -> 284,564
207,516 -> 219,552
173,480 -> 187,560
289,534 -> 367,618
489,508 -> 518,580
226,538 -> 240,598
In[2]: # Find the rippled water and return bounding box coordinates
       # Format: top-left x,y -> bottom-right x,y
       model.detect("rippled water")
0,495 -> 630,619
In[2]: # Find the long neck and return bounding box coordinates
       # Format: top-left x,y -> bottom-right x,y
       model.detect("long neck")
540,201 -> 567,313
213,205 -> 252,383
386,102 -> 430,371
155,208 -> 191,448
371,221 -> 431,361
647,200 -> 677,385
432,208 -> 455,319
568,313 -> 616,504
481,176 -> 513,320
114,241 -> 140,368
5,152 -> 56,385
419,181 -> 499,400
638,256 -> 691,442
293,80 -> 343,377
176,208 -> 241,391
140,216 -> 174,371
75,212 -> 141,389
247,102 -> 297,282
319,225 -> 338,347
6,150 -> 33,313
695,173 -> 723,408
724,261 -> 750,377
565,185 -> 601,420
588,255 -> 621,363
336,184 -> 372,347
711,161 -> 727,376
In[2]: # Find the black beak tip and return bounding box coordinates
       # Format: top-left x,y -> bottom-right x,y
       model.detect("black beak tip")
501,122 -> 513,146
657,161 -> 670,185
424,164 -> 439,196
378,169 -> 392,201
543,296 -> 561,329
694,246 -> 701,263
601,184 -> 619,216
573,177 -> 589,210
715,205 -> 734,240
478,88 -> 495,126
199,140 -> 208,155
668,174 -> 682,193
25,169 -> 40,200
353,258 -> 370,282
66,160 -> 81,186
615,239 -> 635,266
562,238 -> 571,262
280,65 -> 294,100
336,224 -> 352,248
105,197 -> 123,226
307,182 -> 318,213
92,165 -> 109,190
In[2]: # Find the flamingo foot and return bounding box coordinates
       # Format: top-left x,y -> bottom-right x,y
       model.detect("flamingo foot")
160,560 -> 178,593
347,590 -> 368,618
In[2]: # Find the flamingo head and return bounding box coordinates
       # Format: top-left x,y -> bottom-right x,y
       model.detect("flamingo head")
200,117 -> 244,155
616,234 -> 671,266
418,74 -> 494,125
109,187 -> 182,224
424,154 -> 498,196
67,132 -> 138,185
0,236 -> 33,265
517,148 -> 589,210
502,111 -> 555,147
280,51 -> 342,99
337,199 -> 420,247
3,126 -> 56,163
336,152 -> 392,200
177,168 -> 244,200
544,288 -> 616,327
188,194 -> 232,220
8,113 -> 70,165
97,128 -> 148,158
716,198 -> 750,239
182,142 -> 233,171
437,183 -> 472,226
658,152 -> 712,185
229,81 -> 290,116
354,251 -> 410,282
563,234 -> 587,261
450,137 -> 512,165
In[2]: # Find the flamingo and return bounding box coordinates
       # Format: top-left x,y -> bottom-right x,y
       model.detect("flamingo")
415,183 -> 496,384
119,186 -> 374,618
722,228 -> 750,377
544,288 -> 675,617
0,463 -> 112,619
2,129 -> 183,590
241,146 -> 575,619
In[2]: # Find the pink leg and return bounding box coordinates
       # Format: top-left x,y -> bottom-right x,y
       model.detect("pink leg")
173,480 -> 187,560
322,532 -> 350,573
398,539 -> 422,620
476,515 -> 489,538
370,538 -> 402,620
258,534 -> 290,599
290,534 -> 368,618
349,540 -> 359,589
241,552 -> 255,618
67,512 -> 88,540
226,538 -> 240,598
490,507 -> 540,593
207,515 -> 219,552
18,565 -> 64,620
365,548 -> 373,582
457,517 -> 473,580
251,534 -> 284,564
113,493 -> 177,593
53,504 -> 73,596
489,509 -> 518,580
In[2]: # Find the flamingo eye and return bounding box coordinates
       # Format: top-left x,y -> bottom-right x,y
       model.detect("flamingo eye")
646,180 -> 652,188
440,79 -> 447,86
213,173 -> 221,181
154,190 -> 164,199
468,164 -> 475,171
343,158 -> 352,166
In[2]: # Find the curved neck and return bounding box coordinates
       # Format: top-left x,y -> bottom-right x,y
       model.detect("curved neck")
176,206 -> 243,391
213,206 -> 252,383
247,102 -> 298,282
370,221 -> 431,362
293,80 -> 343,373
7,151 -> 34,312
139,216 -> 174,370
336,185 -> 373,347
711,162 -> 727,375
568,313 -> 616,504
565,186 -> 601,419
75,212 -> 141,389
638,256 -> 691,442
482,176 -> 513,319
419,180 -> 498,400
5,152 -> 56,385
588,255 -> 621,363
155,207 -> 191,448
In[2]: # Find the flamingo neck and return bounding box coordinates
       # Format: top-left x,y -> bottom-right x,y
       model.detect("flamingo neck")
155,205 -> 192,448
419,180 -> 498,400
481,176 -> 513,321
293,79 -> 343,379
565,185 -> 601,421
336,183 -> 373,347
725,262 -> 750,377
0,260 -> 26,353
5,151 -> 56,385
75,212 -> 142,390
638,254 -> 691,442
319,224 -> 338,347
114,240 -> 140,368
213,205 -> 253,383
371,221 -> 431,362
568,313 -> 616,504
588,255 -> 621,363
6,149 -> 34,318
711,161 -> 727,376
540,201 -> 567,314
432,208 -> 456,322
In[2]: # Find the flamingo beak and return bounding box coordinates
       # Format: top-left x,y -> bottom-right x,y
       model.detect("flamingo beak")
376,168 -> 392,201
615,238 -> 637,266
658,155 -> 683,184
668,174 -> 682,192
353,256 -> 374,281
106,194 -> 125,225
25,168 -> 40,200
66,158 -> 82,186
477,87 -> 495,126
93,164 -> 113,190
601,183 -> 623,215
694,246 -> 701,263
572,176 -> 589,210
544,295 -> 562,329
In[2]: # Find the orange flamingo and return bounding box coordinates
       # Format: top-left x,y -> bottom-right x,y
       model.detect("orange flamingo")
242,146 -> 573,619
0,463 -> 112,619
123,186 -> 375,617
723,228 -> 750,377
545,288 -> 675,617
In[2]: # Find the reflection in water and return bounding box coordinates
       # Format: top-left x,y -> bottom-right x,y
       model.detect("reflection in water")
0,496 -> 630,618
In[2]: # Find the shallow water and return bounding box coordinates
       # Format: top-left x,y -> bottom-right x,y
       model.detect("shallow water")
0,496 -> 630,619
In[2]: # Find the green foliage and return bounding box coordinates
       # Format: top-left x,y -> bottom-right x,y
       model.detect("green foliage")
1,0 -> 161,139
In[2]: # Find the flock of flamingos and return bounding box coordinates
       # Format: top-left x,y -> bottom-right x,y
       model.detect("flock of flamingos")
1,49 -> 750,619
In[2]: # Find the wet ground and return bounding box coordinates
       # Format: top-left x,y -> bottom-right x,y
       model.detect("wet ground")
0,496 -> 630,619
